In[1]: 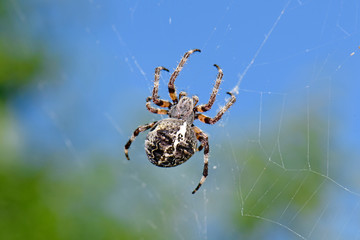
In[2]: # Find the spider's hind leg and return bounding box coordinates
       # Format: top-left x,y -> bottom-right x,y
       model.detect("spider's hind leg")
192,126 -> 209,194
125,121 -> 158,160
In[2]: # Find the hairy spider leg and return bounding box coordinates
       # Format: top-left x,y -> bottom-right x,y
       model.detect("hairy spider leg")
146,97 -> 169,115
125,121 -> 158,160
168,49 -> 201,104
195,64 -> 224,112
192,126 -> 209,194
196,92 -> 236,124
152,66 -> 172,108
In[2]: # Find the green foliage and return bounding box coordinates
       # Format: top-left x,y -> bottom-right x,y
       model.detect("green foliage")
0,0 -> 44,100
0,160 -> 159,240
0,41 -> 43,99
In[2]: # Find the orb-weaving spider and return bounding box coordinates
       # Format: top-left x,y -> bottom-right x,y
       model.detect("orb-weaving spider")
125,49 -> 236,194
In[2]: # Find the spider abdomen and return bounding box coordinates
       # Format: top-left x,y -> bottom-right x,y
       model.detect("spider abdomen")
145,119 -> 197,167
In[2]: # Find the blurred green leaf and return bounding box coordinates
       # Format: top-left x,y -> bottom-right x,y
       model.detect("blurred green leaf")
0,160 -> 164,240
0,41 -> 44,99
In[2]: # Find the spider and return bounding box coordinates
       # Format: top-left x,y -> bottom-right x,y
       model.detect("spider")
124,49 -> 236,194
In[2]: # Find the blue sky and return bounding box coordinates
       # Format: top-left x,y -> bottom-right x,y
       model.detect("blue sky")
20,0 -> 359,153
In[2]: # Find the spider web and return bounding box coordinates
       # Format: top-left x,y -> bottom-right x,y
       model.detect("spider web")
8,0 -> 360,239
215,1 -> 360,239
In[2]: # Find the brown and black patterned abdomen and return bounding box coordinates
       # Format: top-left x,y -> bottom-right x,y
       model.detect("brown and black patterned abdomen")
145,119 -> 197,167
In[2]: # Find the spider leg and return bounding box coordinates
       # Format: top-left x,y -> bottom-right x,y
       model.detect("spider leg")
194,124 -> 204,152
192,126 -> 209,194
146,97 -> 169,115
168,49 -> 201,104
196,92 -> 236,124
195,64 -> 223,112
152,66 -> 172,108
125,121 -> 158,160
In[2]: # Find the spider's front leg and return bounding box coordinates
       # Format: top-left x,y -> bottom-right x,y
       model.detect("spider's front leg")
196,92 -> 236,125
192,126 -> 209,194
168,49 -> 201,104
125,121 -> 158,160
195,64 -> 223,112
152,66 -> 172,108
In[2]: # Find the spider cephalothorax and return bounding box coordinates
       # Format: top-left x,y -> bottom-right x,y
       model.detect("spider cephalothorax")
125,49 -> 236,194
